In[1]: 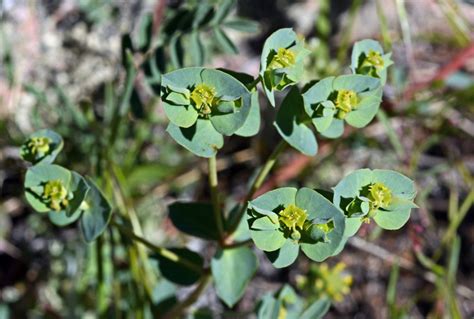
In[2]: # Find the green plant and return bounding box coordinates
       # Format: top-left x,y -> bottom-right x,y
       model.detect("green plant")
20,22 -> 418,318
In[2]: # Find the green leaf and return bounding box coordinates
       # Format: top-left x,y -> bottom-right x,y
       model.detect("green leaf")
223,19 -> 259,33
48,209 -> 82,226
20,129 -> 63,165
235,91 -> 260,137
250,227 -> 286,252
127,164 -> 179,192
189,31 -> 205,66
212,0 -> 235,23
296,188 -> 345,262
211,246 -> 258,307
79,178 -> 112,243
373,207 -> 411,230
319,118 -> 344,138
249,187 -> 297,212
137,13 -> 153,52
256,294 -> 281,319
214,27 -> 238,54
265,238 -> 299,268
170,34 -> 184,69
166,119 -> 224,158
332,169 -> 373,210
154,248 -> 204,286
300,298 -> 331,319
168,202 -> 219,240
274,87 -> 318,156
162,102 -> 199,129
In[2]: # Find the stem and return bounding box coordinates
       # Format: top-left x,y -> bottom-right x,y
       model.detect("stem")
227,139 -> 287,234
112,219 -> 203,274
247,77 -> 261,91
223,239 -> 253,249
209,156 -> 225,241
109,165 -> 157,298
162,273 -> 212,319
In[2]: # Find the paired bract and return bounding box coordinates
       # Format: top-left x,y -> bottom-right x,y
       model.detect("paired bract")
160,67 -> 254,157
247,187 -> 345,268
260,28 -> 310,106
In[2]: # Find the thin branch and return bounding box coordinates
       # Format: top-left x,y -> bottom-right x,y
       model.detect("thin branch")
226,139 -> 287,235
112,219 -> 203,274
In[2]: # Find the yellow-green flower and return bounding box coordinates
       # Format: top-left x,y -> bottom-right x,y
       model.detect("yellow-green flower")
363,50 -> 384,70
268,48 -> 296,70
368,182 -> 392,210
190,83 -> 219,115
279,204 -> 308,241
42,180 -> 70,211
296,262 -> 352,302
27,137 -> 51,157
334,89 -> 358,119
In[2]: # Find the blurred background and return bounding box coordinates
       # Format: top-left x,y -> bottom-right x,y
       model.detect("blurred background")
0,0 -> 473,318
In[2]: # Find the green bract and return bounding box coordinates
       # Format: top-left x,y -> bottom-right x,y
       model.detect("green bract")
24,164 -> 89,217
302,75 -> 382,138
274,87 -> 318,156
260,28 -> 310,106
332,169 -> 417,254
20,129 -> 63,165
79,178 -> 113,243
351,39 -> 393,84
161,67 -> 252,157
247,187 -> 345,268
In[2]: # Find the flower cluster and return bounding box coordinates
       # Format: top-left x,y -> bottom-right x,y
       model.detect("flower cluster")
247,187 -> 345,268
259,28 -> 310,106
296,262 -> 353,302
42,179 -> 71,211
302,74 -> 382,138
351,39 -> 393,84
20,129 -> 63,165
333,168 -> 417,246
160,68 -> 253,157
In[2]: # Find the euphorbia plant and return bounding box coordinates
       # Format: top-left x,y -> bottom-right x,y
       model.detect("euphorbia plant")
20,25 -> 417,318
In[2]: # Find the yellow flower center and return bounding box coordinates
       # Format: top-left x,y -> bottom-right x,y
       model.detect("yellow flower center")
27,137 -> 51,157
268,48 -> 296,70
365,50 -> 384,69
334,89 -> 358,119
190,83 -> 219,115
279,204 -> 308,240
42,180 -> 69,211
368,182 -> 392,210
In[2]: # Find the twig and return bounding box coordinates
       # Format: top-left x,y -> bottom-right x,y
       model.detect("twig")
112,219 -> 203,274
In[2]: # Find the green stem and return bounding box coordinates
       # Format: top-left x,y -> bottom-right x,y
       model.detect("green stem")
227,139 -> 287,235
112,219 -> 203,274
209,156 -> 225,241
109,165 -> 157,298
162,273 -> 211,319
247,77 -> 261,91
223,239 -> 253,249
